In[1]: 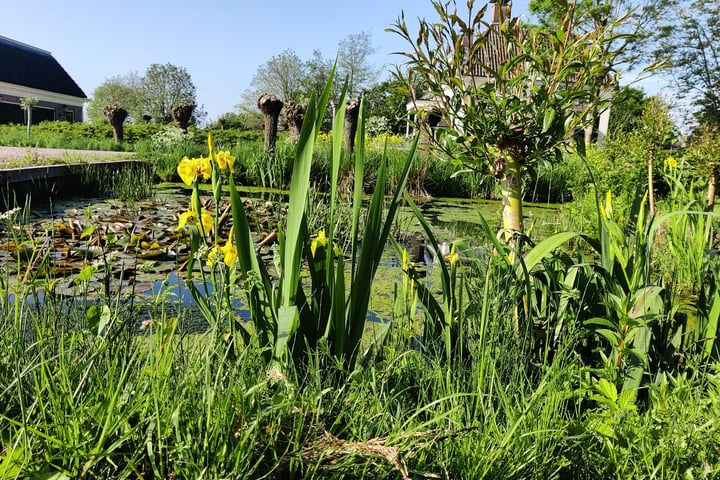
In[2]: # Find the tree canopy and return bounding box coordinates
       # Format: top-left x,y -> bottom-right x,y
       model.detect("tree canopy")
87,73 -> 143,123
645,0 -> 720,127
239,31 -> 381,114
89,64 -> 198,124
142,63 -> 197,123
336,31 -> 380,98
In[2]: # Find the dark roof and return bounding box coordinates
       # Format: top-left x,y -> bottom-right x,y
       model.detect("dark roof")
0,36 -> 86,99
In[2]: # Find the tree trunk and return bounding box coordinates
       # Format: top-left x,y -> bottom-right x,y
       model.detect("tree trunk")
707,167 -> 719,212
171,104 -> 195,133
343,99 -> 361,157
499,153 -> 523,240
103,105 -> 129,144
258,93 -> 284,154
285,101 -> 306,140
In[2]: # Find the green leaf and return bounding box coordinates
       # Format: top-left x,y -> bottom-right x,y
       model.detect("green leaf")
80,225 -> 96,239
516,231 -> 578,276
86,304 -> 111,336
542,107 -> 556,133
75,265 -> 97,282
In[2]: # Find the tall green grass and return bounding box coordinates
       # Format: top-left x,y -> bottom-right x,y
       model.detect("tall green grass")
2,89 -> 720,479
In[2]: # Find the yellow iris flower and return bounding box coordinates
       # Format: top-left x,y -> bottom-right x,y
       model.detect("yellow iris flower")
444,244 -> 460,267
177,156 -> 212,186
208,228 -> 238,267
177,209 -> 213,233
310,229 -> 328,257
216,151 -> 236,172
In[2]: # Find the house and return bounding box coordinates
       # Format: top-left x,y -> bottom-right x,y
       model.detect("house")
0,35 -> 86,125
405,0 -> 611,143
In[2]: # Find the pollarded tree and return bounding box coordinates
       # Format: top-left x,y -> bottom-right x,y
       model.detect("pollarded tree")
390,0 -> 630,238
171,103 -> 195,133
258,93 -> 284,154
103,104 -> 128,143
284,101 -> 306,139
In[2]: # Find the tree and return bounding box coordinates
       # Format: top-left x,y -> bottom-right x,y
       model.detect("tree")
172,103 -> 195,133
363,78 -> 411,134
241,49 -> 307,109
607,86 -> 649,136
284,101 -> 306,139
687,125 -> 720,211
634,97 -> 676,216
530,0 -> 658,142
20,97 -> 38,139
87,73 -> 143,123
258,93 -> 284,154
142,63 -> 197,123
103,104 -> 128,143
647,0 -> 720,127
305,49 -> 336,102
337,31 -> 380,98
390,0 -> 622,237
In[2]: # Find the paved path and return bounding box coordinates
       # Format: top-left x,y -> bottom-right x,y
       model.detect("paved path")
0,146 -> 135,167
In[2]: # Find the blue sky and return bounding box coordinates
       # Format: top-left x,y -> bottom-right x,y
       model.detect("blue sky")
2,1 -> 661,123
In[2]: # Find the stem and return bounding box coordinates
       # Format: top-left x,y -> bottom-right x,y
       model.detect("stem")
648,150 -> 655,217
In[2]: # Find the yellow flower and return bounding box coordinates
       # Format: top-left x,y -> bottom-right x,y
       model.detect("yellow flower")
177,156 -> 196,186
207,246 -> 224,266
664,156 -> 678,170
445,244 -> 459,267
177,210 -> 197,230
200,209 -> 213,232
217,151 -> 236,172
221,242 -> 238,266
310,229 -> 328,257
198,157 -> 212,180
177,209 -> 213,233
208,228 -> 238,267
177,156 -> 212,185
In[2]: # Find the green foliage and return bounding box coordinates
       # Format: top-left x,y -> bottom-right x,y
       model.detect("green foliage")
607,86 -> 649,136
648,0 -> 720,126
179,75 -> 416,375
88,64 -> 198,125
363,78 -> 411,135
86,73 -> 144,123
142,63 -> 197,123
392,0 -> 624,234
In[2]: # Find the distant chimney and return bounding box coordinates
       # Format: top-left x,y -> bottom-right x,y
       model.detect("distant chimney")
489,0 -> 512,24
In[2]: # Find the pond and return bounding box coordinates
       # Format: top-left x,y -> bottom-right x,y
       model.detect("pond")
0,185 -> 562,331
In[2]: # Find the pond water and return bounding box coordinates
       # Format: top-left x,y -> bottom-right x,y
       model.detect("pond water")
0,185 -> 562,330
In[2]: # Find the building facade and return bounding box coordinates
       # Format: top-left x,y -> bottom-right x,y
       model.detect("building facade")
0,35 -> 86,125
